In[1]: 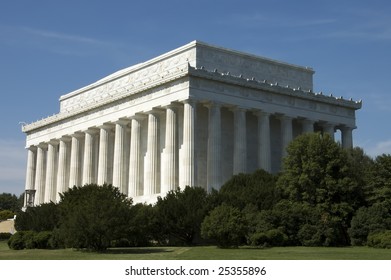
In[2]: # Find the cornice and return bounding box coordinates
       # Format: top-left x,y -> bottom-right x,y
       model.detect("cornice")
22,65 -> 191,133
22,65 -> 362,134
188,66 -> 362,110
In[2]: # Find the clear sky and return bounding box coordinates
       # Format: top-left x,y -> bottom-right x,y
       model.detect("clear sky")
1,0 -> 390,195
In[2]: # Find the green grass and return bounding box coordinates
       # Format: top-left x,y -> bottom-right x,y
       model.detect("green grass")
1,241 -> 390,260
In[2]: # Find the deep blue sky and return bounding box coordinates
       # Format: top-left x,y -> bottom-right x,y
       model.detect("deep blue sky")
1,0 -> 390,195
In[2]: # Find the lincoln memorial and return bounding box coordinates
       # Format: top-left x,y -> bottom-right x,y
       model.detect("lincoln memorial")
22,41 -> 362,206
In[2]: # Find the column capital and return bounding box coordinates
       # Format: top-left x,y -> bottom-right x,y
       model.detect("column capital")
84,127 -> 100,134
230,105 -> 249,113
301,118 -> 315,124
98,123 -> 114,130
163,103 -> 181,110
26,145 -> 37,152
340,125 -> 356,132
253,110 -> 271,118
204,101 -> 223,109
114,118 -> 130,126
47,139 -> 59,145
129,113 -> 147,121
70,132 -> 84,139
37,142 -> 48,149
321,122 -> 336,128
59,136 -> 72,142
277,114 -> 293,121
182,99 -> 197,106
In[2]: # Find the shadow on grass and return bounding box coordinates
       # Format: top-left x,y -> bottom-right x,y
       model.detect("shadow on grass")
103,247 -> 174,255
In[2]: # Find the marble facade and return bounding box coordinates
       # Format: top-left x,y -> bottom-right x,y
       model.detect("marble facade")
22,41 -> 362,205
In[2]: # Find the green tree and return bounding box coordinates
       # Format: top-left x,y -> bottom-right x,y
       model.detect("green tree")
14,202 -> 59,232
368,154 -> 391,205
346,147 -> 373,205
219,169 -> 279,211
127,203 -> 161,246
349,203 -> 391,245
201,204 -> 247,248
0,193 -> 21,212
278,133 -> 362,206
276,133 -> 364,246
0,210 -> 15,220
57,184 -> 132,251
155,186 -> 210,245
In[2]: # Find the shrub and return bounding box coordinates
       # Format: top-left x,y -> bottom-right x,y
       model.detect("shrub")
250,229 -> 288,247
15,202 -> 59,232
7,231 -> 57,250
57,184 -> 132,251
111,238 -> 131,248
367,230 -> 391,249
297,224 -> 321,246
349,203 -> 391,246
34,231 -> 53,249
0,210 -> 15,220
219,169 -> 279,211
201,204 -> 247,248
23,231 -> 36,249
155,186 -> 210,245
0,232 -> 12,241
8,231 -> 26,250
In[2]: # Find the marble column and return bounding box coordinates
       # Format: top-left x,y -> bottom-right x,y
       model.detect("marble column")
69,133 -> 83,188
256,111 -> 271,173
24,146 -> 37,192
280,115 -> 293,159
34,144 -> 47,205
302,119 -> 314,133
44,141 -> 59,203
182,100 -> 196,187
341,126 -> 354,149
113,120 -> 128,194
144,112 -> 159,195
82,129 -> 97,185
56,137 -> 71,201
206,102 -> 222,191
97,125 -> 112,185
163,106 -> 178,193
323,123 -> 335,140
128,117 -> 142,197
233,107 -> 247,174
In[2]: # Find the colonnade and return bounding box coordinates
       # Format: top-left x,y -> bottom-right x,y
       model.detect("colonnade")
24,99 -> 354,205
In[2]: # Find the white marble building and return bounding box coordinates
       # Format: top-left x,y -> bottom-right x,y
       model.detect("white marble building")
22,41 -> 361,205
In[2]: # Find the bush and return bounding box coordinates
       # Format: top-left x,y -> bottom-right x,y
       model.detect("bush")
0,232 -> 12,241
201,204 -> 247,248
8,231 -> 27,250
250,229 -> 288,247
155,186 -> 210,245
23,231 -> 36,249
367,230 -> 391,249
127,203 -> 160,246
219,169 -> 279,211
15,202 -> 59,232
297,224 -> 321,246
57,184 -> 133,251
7,231 -> 57,250
0,210 -> 15,221
349,203 -> 391,246
34,231 -> 53,249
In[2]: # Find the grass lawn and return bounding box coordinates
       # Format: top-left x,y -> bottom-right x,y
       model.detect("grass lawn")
1,240 -> 390,260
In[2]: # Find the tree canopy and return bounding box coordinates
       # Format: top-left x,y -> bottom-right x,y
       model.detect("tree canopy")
0,193 -> 22,212
219,169 -> 279,211
57,184 -> 133,251
155,186 -> 210,245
